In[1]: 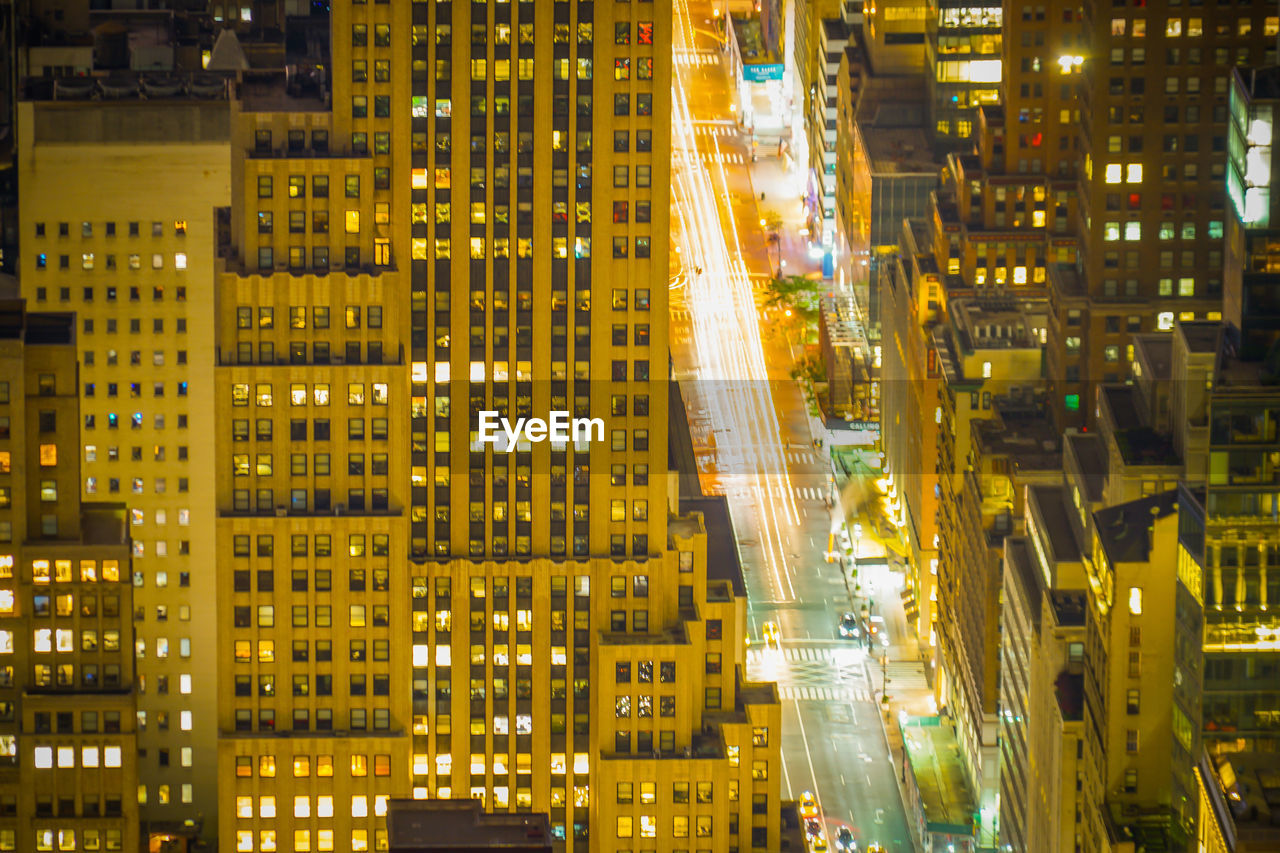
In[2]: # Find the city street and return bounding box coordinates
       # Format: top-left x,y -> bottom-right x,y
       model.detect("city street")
668,1 -> 915,851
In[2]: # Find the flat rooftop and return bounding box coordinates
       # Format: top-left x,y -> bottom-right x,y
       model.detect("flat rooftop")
731,15 -> 776,63
1132,335 -> 1173,382
682,495 -> 748,598
1065,432 -> 1108,503
902,717 -> 976,837
1027,484 -> 1082,564
1003,537 -> 1043,628
973,413 -> 1061,473
1237,64 -> 1280,101
1093,490 -> 1179,565
81,505 -> 129,547
0,302 -> 75,345
1101,387 -> 1181,467
1047,263 -> 1085,298
951,297 -> 1044,352
1180,320 -> 1222,354
864,125 -> 937,175
1049,590 -> 1087,627
386,799 -> 552,851
1202,751 -> 1280,847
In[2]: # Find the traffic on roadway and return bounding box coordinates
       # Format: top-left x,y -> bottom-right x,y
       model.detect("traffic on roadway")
669,0 -> 915,850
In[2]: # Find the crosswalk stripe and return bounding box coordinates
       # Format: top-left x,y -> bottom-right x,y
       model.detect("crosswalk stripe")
776,686 -> 873,702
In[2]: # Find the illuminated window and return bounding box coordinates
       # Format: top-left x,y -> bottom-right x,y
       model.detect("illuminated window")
1104,164 -> 1122,184
1126,164 -> 1142,183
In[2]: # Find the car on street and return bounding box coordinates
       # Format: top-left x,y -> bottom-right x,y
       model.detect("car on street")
834,827 -> 856,851
868,615 -> 888,648
865,844 -> 885,853
809,833 -> 828,852
798,790 -> 817,818
804,818 -> 822,838
838,612 -> 860,639
763,621 -> 781,648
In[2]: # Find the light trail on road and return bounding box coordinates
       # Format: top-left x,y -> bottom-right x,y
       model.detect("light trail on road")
670,0 -> 800,604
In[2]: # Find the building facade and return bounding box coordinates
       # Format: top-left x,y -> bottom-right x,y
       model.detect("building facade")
0,302 -> 140,853
17,86 -> 231,843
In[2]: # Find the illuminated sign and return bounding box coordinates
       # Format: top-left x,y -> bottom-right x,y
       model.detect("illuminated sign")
742,63 -> 784,82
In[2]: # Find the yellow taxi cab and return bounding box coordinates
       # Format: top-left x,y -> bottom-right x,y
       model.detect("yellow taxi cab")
763,621 -> 781,648
799,790 -> 817,818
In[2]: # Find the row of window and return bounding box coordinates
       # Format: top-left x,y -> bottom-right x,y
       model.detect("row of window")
34,220 -> 186,239
233,752 -> 391,777
25,829 -> 125,852
235,793 -> 389,819
83,317 -> 187,335
237,305 -> 382,330
41,285 -> 188,304
232,451 -> 389,476
234,673 -> 392,698
232,604 -> 389,629
615,815 -> 714,839
36,252 -> 187,272
85,382 -> 188,399
233,638 -> 386,664
235,829 -> 381,853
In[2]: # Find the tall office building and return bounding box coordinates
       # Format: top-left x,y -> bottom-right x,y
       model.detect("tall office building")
931,297 -> 1056,846
924,0 -> 1000,145
15,27 -> 232,844
213,0 -> 414,850
1050,2 -> 1279,427
214,2 -> 782,852
0,300 -> 139,853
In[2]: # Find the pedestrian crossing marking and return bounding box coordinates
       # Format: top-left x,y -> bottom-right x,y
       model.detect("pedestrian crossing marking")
694,126 -> 737,140
746,646 -> 865,666
699,152 -> 746,164
880,661 -> 930,690
675,52 -> 722,67
777,686 -> 872,702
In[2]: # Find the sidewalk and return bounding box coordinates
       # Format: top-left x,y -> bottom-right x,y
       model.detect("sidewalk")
833,473 -> 934,853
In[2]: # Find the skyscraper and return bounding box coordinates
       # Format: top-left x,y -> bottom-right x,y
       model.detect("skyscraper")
211,1 -> 782,850
0,300 -> 140,853
1051,2 -> 1279,426
17,68 -> 231,843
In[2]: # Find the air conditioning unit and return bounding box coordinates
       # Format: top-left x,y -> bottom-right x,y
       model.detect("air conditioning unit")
275,506 -> 287,518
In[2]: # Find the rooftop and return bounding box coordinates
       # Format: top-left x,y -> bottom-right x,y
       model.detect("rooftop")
385,799 -> 551,851
1027,484 -> 1082,565
950,297 -> 1044,352
682,495 -> 748,598
1201,750 -> 1280,848
1048,590 -> 1087,627
1236,64 -> 1280,101
973,412 -> 1062,473
1003,537 -> 1043,628
1180,319 -> 1222,354
1046,263 -> 1085,298
863,125 -> 937,175
1054,671 -> 1084,721
0,301 -> 75,345
1093,489 -> 1179,565
1065,432 -> 1108,503
1132,334 -> 1173,382
80,505 -> 129,547
902,717 -> 976,837
821,17 -> 852,44
1100,386 -> 1181,467
730,15 -> 775,63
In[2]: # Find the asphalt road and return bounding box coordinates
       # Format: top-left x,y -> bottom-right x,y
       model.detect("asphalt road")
668,1 -> 915,850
